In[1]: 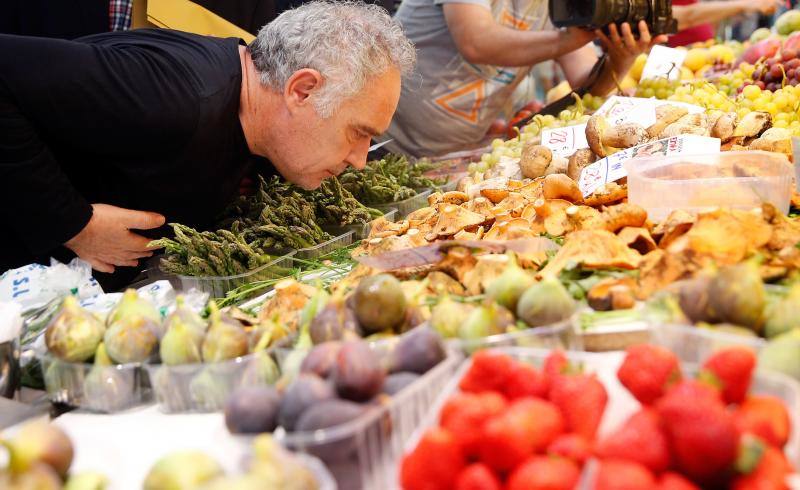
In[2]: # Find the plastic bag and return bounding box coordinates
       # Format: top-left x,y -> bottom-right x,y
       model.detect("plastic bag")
0,258 -> 103,310
0,301 -> 23,343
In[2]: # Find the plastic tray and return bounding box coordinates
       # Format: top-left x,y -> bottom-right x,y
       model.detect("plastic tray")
648,323 -> 767,364
322,209 -> 398,240
38,347 -> 152,413
176,252 -> 296,298
273,343 -> 462,490
450,318 -> 581,354
294,231 -> 355,261
625,151 -> 793,222
372,190 -> 433,219
400,346 -> 800,488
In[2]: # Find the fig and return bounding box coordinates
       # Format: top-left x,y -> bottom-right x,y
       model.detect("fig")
278,373 -> 335,431
202,302 -> 248,362
390,327 -> 446,375
295,399 -> 368,432
673,275 -> 715,323
239,351 -> 280,387
333,341 -> 386,402
83,343 -> 135,412
764,285 -> 800,339
45,296 -> 105,363
430,296 -> 472,338
104,314 -> 159,364
758,330 -> 800,381
298,287 -> 331,330
707,262 -> 765,333
248,316 -> 292,352
2,420 -> 74,478
143,451 -> 223,490
458,303 -> 514,340
353,274 -> 407,334
189,367 -> 233,410
64,472 -> 109,490
300,342 -> 342,378
107,289 -> 162,336
516,277 -> 576,327
485,253 -> 535,311
224,386 -> 281,434
5,463 -> 62,490
310,302 -> 360,345
160,315 -> 204,366
164,296 -> 206,336
382,372 -> 421,395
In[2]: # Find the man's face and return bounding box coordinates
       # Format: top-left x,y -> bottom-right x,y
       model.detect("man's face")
271,68 -> 401,190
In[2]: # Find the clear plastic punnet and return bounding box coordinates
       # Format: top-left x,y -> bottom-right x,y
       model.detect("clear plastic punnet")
372,190 -> 433,219
176,253 -> 296,298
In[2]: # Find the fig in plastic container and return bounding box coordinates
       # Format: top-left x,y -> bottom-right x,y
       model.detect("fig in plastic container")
353,274 -> 407,334
189,365 -> 234,410
1,420 -> 74,479
298,287 -> 331,331
224,385 -> 281,434
430,296 -> 472,338
309,296 -> 361,345
103,315 -> 159,364
707,262 -> 765,333
458,302 -> 515,340
764,284 -> 800,339
278,373 -> 336,431
159,317 -> 204,366
249,434 -> 320,490
143,451 -> 223,490
673,274 -> 715,323
485,253 -> 535,312
389,327 -> 446,375
300,342 -> 342,378
516,277 -> 576,327
333,340 -> 386,402
239,350 -> 281,387
294,399 -> 370,461
382,372 -> 421,395
45,296 -> 105,363
166,295 -> 206,335
107,289 -> 163,337
83,342 -> 135,412
202,302 -> 248,363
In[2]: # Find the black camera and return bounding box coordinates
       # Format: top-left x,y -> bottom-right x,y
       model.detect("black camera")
548,0 -> 678,35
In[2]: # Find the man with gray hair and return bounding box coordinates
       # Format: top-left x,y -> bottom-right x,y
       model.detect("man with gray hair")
0,1 -> 414,283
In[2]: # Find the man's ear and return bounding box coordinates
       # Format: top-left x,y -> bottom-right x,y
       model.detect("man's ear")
284,68 -> 323,113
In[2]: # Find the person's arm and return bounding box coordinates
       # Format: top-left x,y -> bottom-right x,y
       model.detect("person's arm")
442,3 -> 595,67
673,0 -> 782,30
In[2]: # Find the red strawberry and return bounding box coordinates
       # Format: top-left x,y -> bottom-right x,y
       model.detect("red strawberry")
504,362 -> 548,400
656,390 -> 739,484
455,463 -> 501,490
478,397 -> 565,471
459,350 -> 515,394
596,408 -> 671,473
549,372 -> 608,440
440,391 -> 507,457
547,433 -> 593,464
506,456 -> 581,490
700,346 -> 757,404
731,445 -> 794,490
594,459 -> 657,490
733,396 -> 791,449
657,472 -> 701,490
400,428 -> 465,490
543,349 -> 569,379
664,379 -> 723,405
617,344 -> 682,404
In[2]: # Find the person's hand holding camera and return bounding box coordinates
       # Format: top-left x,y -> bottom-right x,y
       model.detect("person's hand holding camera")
596,20 -> 669,78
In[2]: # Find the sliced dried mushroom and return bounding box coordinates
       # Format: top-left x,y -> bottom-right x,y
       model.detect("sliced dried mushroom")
440,191 -> 470,205
602,203 -> 647,233
517,178 -> 545,201
407,206 -> 437,225
480,188 -> 511,204
370,218 -> 410,238
647,105 -> 688,139
493,192 -> 528,217
748,127 -> 793,156
584,182 -> 627,207
539,229 -> 643,277
542,174 -> 583,202
433,204 -> 487,237
660,113 -> 709,138
617,227 -> 658,255
520,144 -> 552,179
587,277 -> 637,311
565,205 -> 605,230
652,209 -> 695,246
545,155 -> 570,176
462,254 -> 510,295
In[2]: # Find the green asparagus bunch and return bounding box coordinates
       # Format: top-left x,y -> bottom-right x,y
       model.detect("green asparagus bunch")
339,154 -> 447,205
306,176 -> 383,225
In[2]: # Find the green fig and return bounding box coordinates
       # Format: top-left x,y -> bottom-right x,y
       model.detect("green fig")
353,274 -> 407,334
104,315 -> 159,364
5,463 -> 62,490
107,289 -> 161,327
707,262 -> 765,333
201,302 -> 248,363
516,277 -> 577,328
485,253 -> 535,312
160,316 -> 204,366
240,351 -> 281,387
1,420 -> 74,478
45,296 -> 105,362
298,287 -> 330,331
458,303 -> 514,340
83,343 -> 135,411
430,296 -> 473,338
143,451 -> 223,490
165,296 -> 206,337
764,284 -> 800,339
249,434 -> 318,490
64,471 -> 109,490
189,366 -> 232,409
758,329 -> 800,381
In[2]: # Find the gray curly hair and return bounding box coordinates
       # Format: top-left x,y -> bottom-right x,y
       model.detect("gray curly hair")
249,1 -> 416,118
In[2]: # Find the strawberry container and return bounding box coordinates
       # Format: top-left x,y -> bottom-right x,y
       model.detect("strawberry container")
451,318 -> 581,354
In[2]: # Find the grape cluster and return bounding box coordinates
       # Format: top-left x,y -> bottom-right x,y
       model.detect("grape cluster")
634,77 -> 681,99
748,49 -> 800,92
737,84 -> 800,133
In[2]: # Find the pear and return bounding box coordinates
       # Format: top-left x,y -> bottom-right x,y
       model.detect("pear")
1,420 -> 74,478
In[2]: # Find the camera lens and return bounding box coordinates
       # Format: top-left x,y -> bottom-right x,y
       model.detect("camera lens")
548,0 -> 677,34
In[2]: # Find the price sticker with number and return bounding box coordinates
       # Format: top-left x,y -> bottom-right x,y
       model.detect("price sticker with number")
540,124 -> 589,158
640,45 -> 687,81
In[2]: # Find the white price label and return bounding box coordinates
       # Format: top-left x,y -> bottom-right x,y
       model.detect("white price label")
541,124 -> 589,158
640,45 -> 687,81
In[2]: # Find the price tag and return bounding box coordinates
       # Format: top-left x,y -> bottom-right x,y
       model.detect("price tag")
540,124 -> 589,158
640,45 -> 687,81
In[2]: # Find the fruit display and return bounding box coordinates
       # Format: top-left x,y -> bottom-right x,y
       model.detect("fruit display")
401,345 -> 797,490
339,154 -> 447,205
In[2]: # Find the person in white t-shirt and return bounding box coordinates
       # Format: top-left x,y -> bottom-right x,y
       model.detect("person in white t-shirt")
382,0 -> 668,157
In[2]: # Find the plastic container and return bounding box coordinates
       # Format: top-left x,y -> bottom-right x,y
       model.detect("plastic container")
372,190 -> 433,219
648,323 -> 767,364
274,345 -> 462,490
38,347 -> 152,413
322,209 -> 398,240
294,231 -> 355,260
451,318 -> 581,354
176,252 -> 296,298
625,151 -> 793,222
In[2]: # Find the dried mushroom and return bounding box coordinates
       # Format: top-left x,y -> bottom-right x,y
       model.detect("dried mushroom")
733,111 -> 771,139
462,254 -> 510,295
520,144 -> 552,179
542,174 -> 583,202
647,105 -> 688,138
567,148 -> 596,181
539,229 -> 642,277
370,218 -> 410,238
480,188 -> 511,204
586,114 -> 614,157
584,182 -> 627,207
432,205 -> 487,237
617,227 -> 658,255
710,112 -> 737,142
602,123 -> 649,149
565,205 -> 605,231
545,156 -> 570,176
602,203 -> 647,233
587,277 -> 637,311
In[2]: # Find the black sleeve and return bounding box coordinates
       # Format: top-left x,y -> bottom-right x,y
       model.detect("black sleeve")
0,95 -> 93,255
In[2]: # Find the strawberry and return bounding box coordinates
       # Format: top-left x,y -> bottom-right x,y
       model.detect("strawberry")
543,349 -> 569,379
594,459 -> 657,490
455,463 -> 501,490
478,397 -> 564,471
400,428 -> 465,490
506,455 -> 581,490
731,445 -> 794,490
657,472 -> 701,490
664,379 -> 723,405
547,433 -> 593,465
656,389 -> 739,484
504,361 -> 548,400
440,391 -> 507,457
459,350 -> 515,394
596,408 -> 671,473
733,396 -> 791,448
699,346 -> 757,405
549,372 -> 608,440
617,344 -> 682,404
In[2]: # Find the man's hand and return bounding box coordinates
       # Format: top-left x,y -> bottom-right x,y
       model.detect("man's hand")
65,203 -> 165,273
596,21 -> 669,78
557,27 -> 598,54
751,0 -> 782,15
